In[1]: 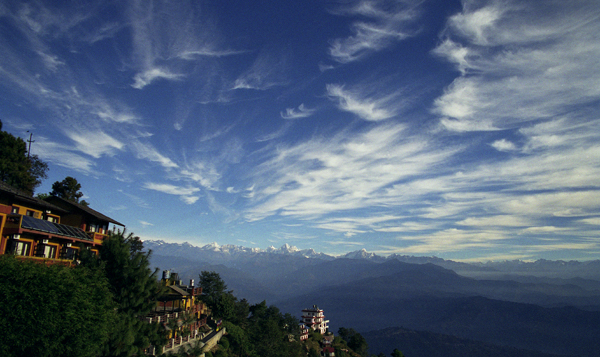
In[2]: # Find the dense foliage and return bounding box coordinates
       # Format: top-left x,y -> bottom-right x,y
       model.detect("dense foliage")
0,120 -> 48,194
0,255 -> 115,357
50,176 -> 89,206
193,271 -> 305,357
81,230 -> 166,356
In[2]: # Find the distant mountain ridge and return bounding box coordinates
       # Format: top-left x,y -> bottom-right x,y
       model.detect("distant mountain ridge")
144,239 -> 600,356
143,240 -> 333,262
143,239 -> 600,279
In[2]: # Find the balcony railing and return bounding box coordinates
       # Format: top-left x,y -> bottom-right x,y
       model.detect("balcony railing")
16,256 -> 74,267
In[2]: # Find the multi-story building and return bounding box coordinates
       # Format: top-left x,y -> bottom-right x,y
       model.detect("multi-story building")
0,181 -> 123,265
144,271 -> 211,355
301,305 -> 330,336
299,323 -> 310,341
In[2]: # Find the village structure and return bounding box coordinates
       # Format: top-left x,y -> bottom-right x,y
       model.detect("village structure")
1,181 -> 343,356
300,305 -> 336,357
0,181 -> 225,356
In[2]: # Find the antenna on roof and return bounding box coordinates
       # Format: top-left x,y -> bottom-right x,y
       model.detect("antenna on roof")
26,131 -> 34,159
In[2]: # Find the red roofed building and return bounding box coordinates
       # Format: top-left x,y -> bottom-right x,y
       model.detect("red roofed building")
321,346 -> 335,357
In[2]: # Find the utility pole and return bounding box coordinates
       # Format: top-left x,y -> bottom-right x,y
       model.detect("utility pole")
26,131 -> 34,159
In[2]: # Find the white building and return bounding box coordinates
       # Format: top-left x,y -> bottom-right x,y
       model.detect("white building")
301,305 -> 329,335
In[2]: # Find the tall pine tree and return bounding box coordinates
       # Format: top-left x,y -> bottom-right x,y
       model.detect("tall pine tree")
81,230 -> 166,356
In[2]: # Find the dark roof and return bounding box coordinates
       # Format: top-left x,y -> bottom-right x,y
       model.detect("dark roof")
168,285 -> 190,296
44,196 -> 125,226
20,215 -> 93,241
0,181 -> 66,213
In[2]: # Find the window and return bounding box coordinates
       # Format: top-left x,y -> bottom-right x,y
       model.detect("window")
35,244 -> 57,259
62,247 -> 78,260
11,207 -> 18,214
12,241 -> 31,256
26,210 -> 35,217
47,216 -> 58,223
41,245 -> 57,259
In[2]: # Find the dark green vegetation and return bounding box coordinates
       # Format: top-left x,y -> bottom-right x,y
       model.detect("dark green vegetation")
81,230 -> 165,356
169,271 -> 386,357
0,255 -> 114,357
50,176 -> 89,206
0,230 -> 166,357
188,272 -> 307,357
0,120 -> 48,194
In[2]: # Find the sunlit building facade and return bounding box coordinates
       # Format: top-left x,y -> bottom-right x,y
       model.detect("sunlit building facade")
0,181 -> 123,265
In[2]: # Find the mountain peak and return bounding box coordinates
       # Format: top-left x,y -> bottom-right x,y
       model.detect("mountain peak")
342,248 -> 380,260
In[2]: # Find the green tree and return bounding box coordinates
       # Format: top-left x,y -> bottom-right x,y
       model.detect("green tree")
308,348 -> 320,357
50,176 -> 89,205
199,271 -> 228,304
338,327 -> 368,356
247,301 -> 304,357
391,348 -> 405,357
82,229 -> 165,356
199,270 -> 239,320
222,321 -> 253,356
0,125 -> 48,194
0,255 -> 115,357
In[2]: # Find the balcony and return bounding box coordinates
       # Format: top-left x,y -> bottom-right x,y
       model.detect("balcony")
15,255 -> 74,267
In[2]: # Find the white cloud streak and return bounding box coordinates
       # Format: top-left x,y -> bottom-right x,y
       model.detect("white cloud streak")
143,182 -> 200,205
433,0 -> 600,131
329,0 -> 423,63
245,122 -> 458,223
280,104 -> 316,119
326,84 -> 402,121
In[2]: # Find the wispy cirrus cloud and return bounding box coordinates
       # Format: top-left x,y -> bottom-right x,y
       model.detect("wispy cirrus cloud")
130,140 -> 179,169
179,161 -> 221,191
232,49 -> 288,90
65,129 -> 124,159
131,68 -> 184,89
33,137 -> 96,174
143,182 -> 200,204
280,104 -> 316,119
329,0 -> 423,63
245,122 -> 458,223
128,0 -> 240,89
433,0 -> 600,132
326,83 -> 404,121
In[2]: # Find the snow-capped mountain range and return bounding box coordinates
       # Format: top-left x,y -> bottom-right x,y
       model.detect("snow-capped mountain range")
142,240 -> 335,264
143,239 -> 600,281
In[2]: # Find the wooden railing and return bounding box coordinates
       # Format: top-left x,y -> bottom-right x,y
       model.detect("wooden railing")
16,256 -> 73,266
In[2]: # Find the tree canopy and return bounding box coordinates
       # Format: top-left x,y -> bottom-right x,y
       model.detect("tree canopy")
80,230 -> 165,356
50,176 -> 89,205
0,122 -> 48,194
0,255 -> 115,357
338,327 -> 369,356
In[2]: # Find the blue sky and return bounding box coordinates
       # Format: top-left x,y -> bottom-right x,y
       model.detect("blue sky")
1,0 -> 599,261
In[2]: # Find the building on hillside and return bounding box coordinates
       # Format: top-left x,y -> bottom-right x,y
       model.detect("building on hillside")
321,346 -> 335,357
299,323 -> 309,341
0,181 -> 123,265
144,271 -> 212,355
147,271 -> 209,338
322,333 -> 334,345
301,305 -> 330,337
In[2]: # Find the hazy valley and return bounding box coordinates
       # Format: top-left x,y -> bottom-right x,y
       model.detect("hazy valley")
145,240 -> 600,356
